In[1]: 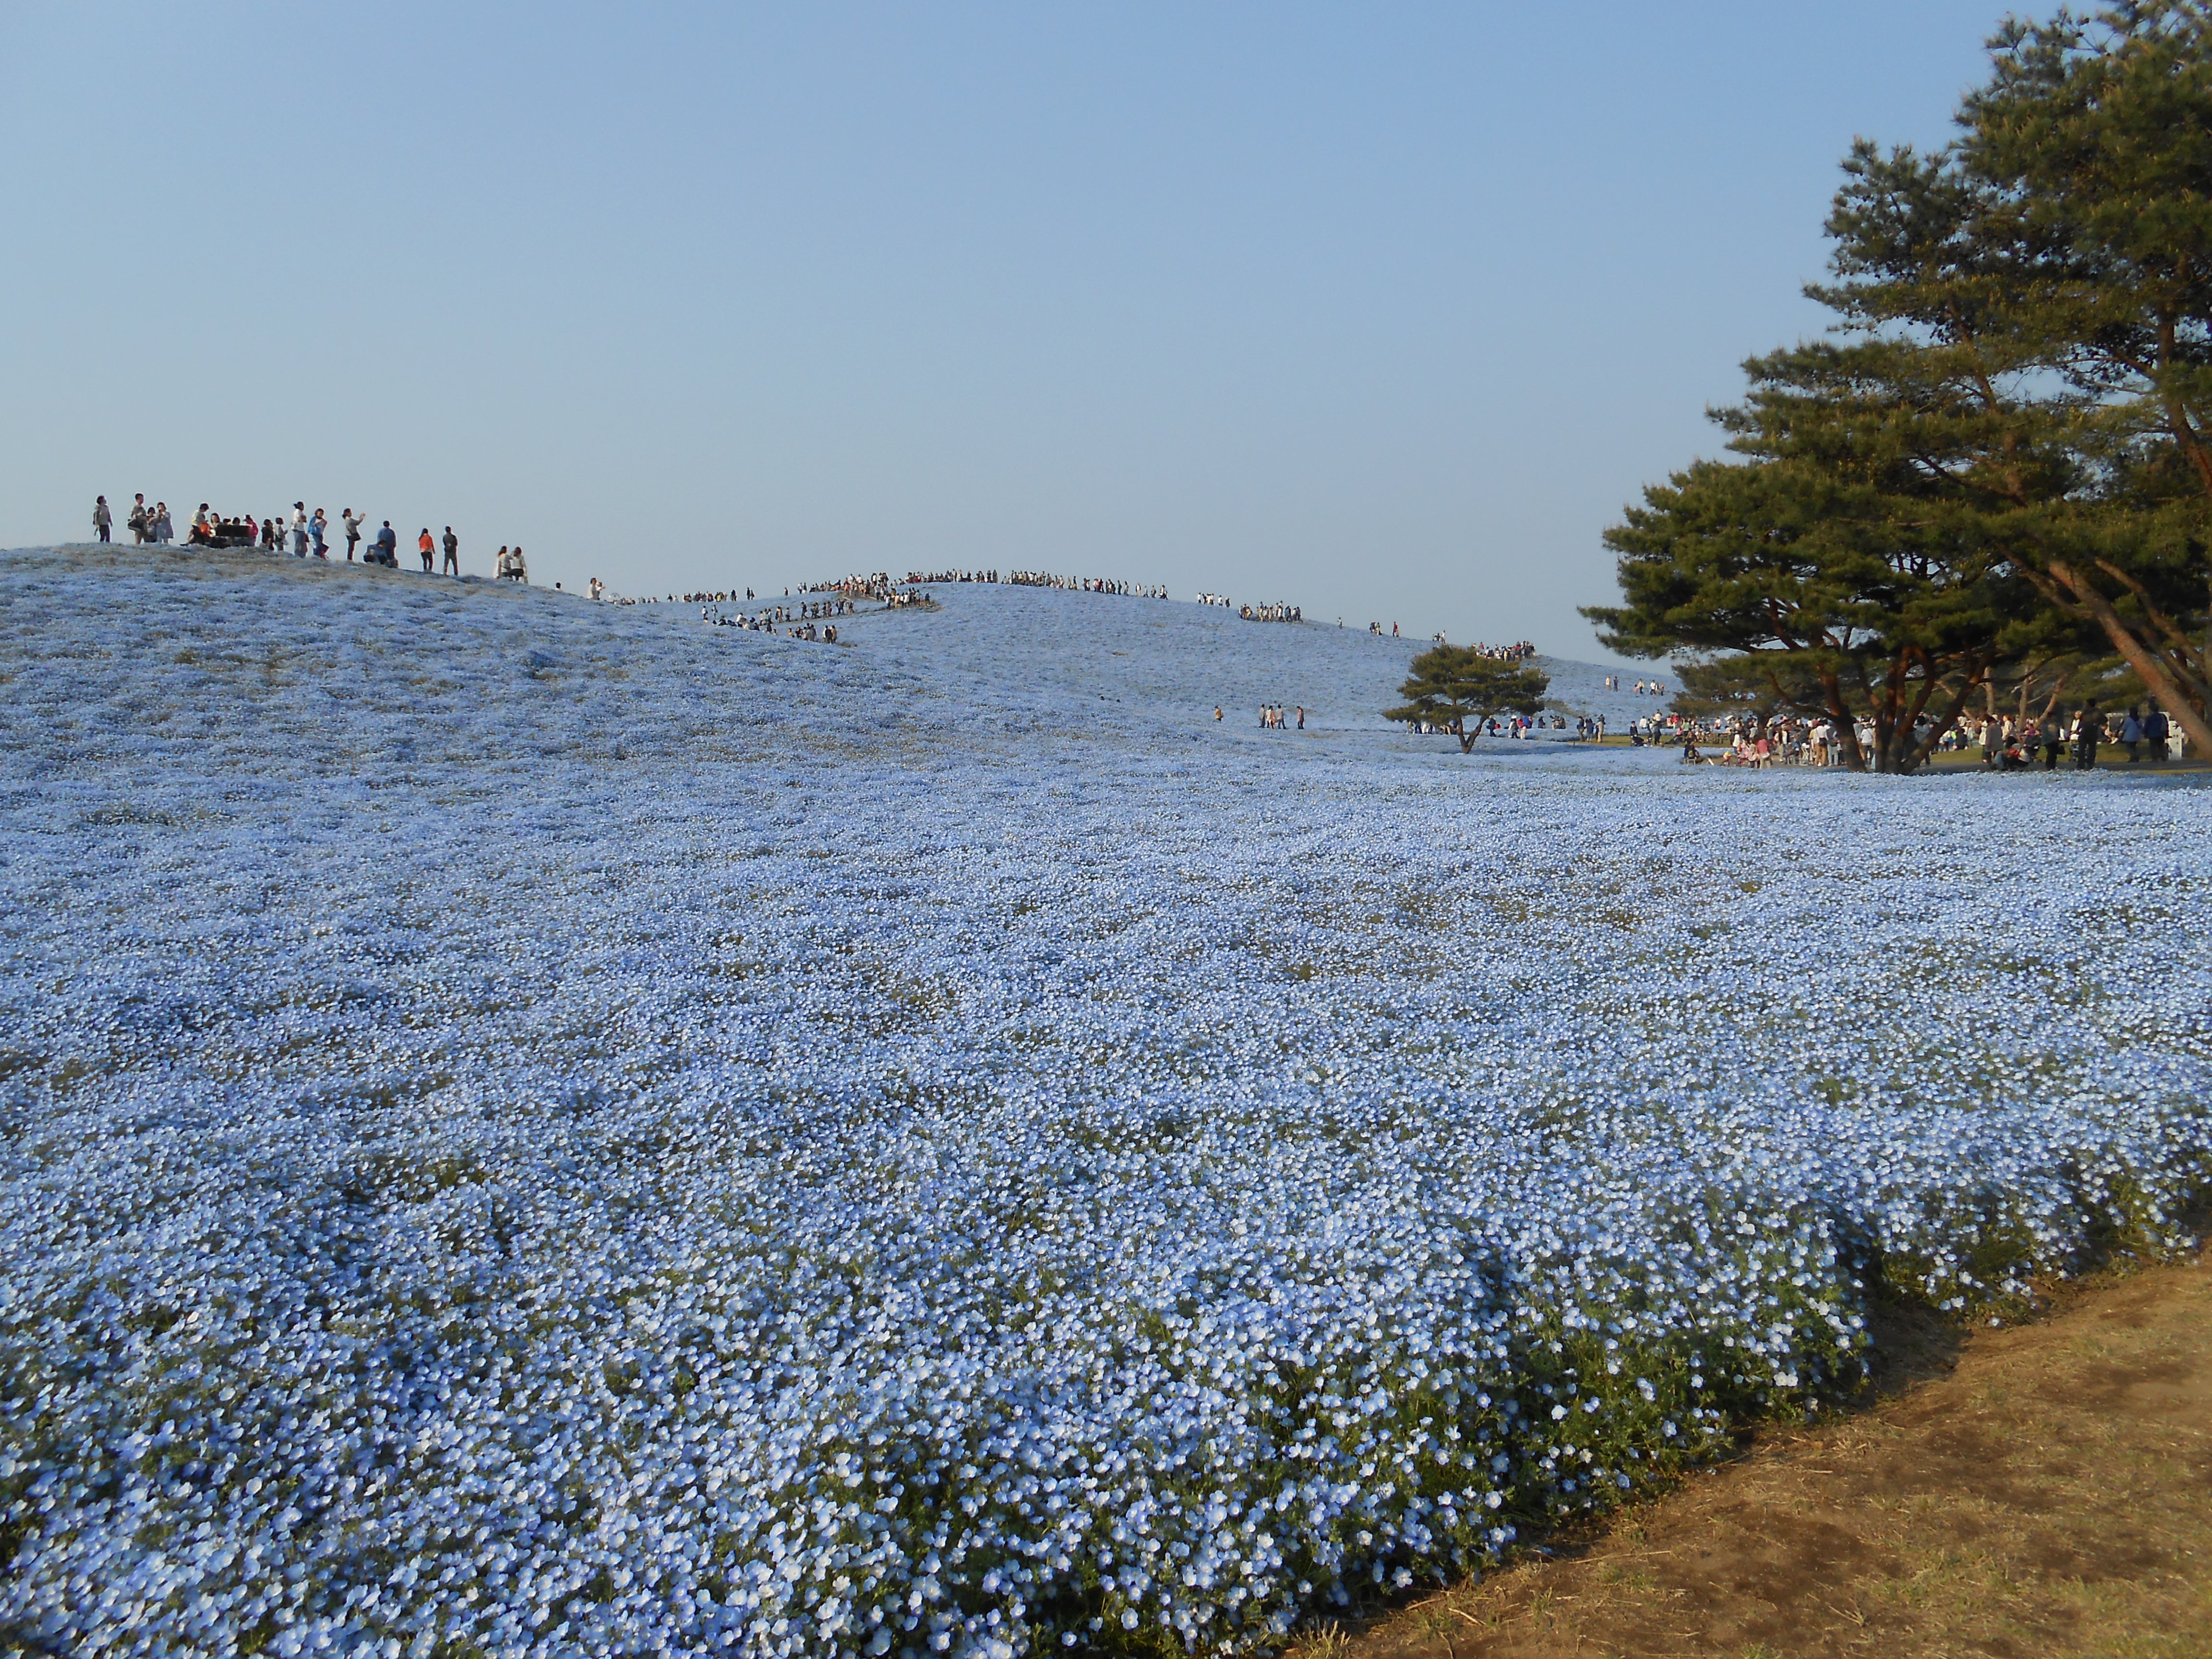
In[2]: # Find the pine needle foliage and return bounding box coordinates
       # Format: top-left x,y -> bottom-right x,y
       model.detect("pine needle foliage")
1384,647 -> 1551,752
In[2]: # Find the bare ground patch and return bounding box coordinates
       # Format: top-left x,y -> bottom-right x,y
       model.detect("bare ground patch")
1328,1252 -> 2212,1659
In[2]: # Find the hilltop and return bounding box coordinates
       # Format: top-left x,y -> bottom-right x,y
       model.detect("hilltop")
0,544 -> 1652,786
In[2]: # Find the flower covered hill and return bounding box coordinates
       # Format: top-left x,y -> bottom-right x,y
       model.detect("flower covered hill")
1,544 -> 2207,1659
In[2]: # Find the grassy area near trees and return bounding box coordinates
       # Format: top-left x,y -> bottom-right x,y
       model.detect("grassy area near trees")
1586,0 -> 2212,773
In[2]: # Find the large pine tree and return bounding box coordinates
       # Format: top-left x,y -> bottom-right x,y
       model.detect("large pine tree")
1587,0 -> 2212,764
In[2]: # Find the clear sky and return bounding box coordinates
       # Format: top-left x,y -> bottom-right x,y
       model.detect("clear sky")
1,1 -> 2009,656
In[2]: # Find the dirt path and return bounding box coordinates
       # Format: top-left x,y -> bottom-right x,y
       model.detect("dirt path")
1335,1253 -> 2211,1659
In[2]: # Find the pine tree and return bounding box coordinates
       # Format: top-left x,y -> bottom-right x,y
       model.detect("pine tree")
1384,648 -> 1550,752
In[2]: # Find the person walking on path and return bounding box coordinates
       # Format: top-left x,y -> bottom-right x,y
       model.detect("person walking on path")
93,496 -> 111,543
418,528 -> 435,572
342,509 -> 363,562
441,526 -> 459,575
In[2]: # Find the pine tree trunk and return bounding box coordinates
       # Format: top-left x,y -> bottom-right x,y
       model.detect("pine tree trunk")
2038,559 -> 2212,762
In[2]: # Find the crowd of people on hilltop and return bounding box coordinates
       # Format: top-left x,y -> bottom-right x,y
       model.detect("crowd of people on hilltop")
685,585 -> 939,644
92,493 -> 522,583
699,600 -> 845,643
1005,571 -> 1169,598
1241,602 -> 1303,622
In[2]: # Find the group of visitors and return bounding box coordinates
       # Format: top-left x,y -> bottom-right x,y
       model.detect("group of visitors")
1643,703 -> 2188,769
1972,705 -> 2182,769
1005,571 -> 1169,598
1402,712 -> 1577,739
1197,592 -> 1233,608
691,587 -> 927,643
1605,675 -> 1668,695
1241,602 -> 1304,622
1366,622 -> 1402,637
1257,703 -> 1306,729
700,603 -> 841,643
97,494 -> 496,579
906,569 -> 999,585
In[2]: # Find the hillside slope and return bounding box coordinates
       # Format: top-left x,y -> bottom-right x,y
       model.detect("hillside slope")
2,543 -> 2207,1659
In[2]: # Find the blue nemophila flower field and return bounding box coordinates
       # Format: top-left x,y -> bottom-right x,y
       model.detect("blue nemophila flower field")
2,546 -> 2207,1659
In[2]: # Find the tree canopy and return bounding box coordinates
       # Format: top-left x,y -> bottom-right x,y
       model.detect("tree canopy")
1384,648 -> 1550,752
1586,0 -> 2212,768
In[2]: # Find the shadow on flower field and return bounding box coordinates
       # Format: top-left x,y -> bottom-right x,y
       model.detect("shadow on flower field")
1327,1247 -> 2212,1659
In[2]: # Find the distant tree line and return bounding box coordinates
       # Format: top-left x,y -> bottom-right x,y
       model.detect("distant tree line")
1585,1 -> 2212,772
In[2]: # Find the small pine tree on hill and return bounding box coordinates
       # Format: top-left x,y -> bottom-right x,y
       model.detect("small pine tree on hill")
1384,647 -> 1551,752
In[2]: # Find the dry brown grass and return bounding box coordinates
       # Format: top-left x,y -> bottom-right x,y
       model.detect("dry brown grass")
1322,1251 -> 2212,1659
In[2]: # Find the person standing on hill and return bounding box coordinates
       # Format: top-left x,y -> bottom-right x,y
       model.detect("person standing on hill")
310,509 -> 329,558
290,504 -> 309,558
93,496 -> 111,543
342,509 -> 363,562
441,526 -> 459,575
374,521 -> 397,565
127,495 -> 148,543
418,528 -> 435,572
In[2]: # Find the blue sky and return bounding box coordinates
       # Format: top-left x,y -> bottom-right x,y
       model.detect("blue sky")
1,2 -> 2007,656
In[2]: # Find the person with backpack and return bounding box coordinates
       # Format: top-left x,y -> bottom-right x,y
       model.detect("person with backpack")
441,526 -> 459,575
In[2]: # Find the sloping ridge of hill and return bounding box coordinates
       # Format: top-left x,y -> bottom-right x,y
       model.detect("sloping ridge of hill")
0,544 -> 1643,783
